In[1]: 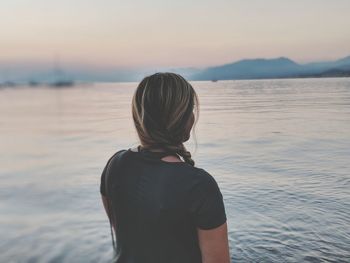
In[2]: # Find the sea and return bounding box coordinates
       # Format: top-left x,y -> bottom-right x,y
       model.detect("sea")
0,78 -> 349,262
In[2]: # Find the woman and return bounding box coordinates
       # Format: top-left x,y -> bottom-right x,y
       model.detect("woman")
100,72 -> 230,263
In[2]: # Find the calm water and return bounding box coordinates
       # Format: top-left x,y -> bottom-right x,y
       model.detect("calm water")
0,78 -> 349,263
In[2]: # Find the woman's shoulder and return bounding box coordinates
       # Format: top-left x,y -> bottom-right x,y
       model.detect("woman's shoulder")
105,149 -> 128,165
190,167 -> 219,187
102,148 -> 131,176
110,147 -> 217,185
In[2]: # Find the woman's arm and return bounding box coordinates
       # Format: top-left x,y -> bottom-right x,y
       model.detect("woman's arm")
197,222 -> 231,263
101,194 -> 118,230
101,194 -> 110,219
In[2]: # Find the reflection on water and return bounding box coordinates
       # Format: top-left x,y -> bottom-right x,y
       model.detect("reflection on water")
1,79 -> 349,262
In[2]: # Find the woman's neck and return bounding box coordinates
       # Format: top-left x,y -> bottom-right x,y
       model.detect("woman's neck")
139,145 -> 168,153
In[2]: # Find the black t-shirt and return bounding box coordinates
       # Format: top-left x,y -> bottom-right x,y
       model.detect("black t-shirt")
100,147 -> 227,263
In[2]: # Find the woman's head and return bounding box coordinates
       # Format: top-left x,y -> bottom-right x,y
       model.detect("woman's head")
132,72 -> 199,166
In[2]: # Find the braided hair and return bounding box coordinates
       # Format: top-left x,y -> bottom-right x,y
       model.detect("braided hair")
132,72 -> 199,166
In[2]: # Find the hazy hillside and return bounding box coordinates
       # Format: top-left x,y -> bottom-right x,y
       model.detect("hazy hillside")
1,56 -> 350,84
189,56 -> 350,81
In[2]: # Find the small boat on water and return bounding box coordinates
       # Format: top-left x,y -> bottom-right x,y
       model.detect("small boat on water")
28,80 -> 40,87
1,81 -> 17,87
49,55 -> 75,88
50,80 -> 75,88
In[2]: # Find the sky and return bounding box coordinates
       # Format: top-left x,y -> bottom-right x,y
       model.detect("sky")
1,0 -> 350,70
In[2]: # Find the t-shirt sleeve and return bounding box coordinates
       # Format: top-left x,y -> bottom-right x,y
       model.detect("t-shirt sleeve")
100,149 -> 126,196
100,161 -> 108,196
188,169 -> 227,230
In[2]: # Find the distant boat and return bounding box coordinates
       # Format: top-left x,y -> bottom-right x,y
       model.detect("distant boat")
211,79 -> 218,82
28,80 -> 40,87
2,81 -> 17,87
49,55 -> 75,88
50,80 -> 74,87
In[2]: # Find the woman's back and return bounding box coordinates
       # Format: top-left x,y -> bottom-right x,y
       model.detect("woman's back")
100,147 -> 227,263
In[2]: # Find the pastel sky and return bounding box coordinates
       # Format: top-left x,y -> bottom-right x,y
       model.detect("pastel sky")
1,0 -> 350,69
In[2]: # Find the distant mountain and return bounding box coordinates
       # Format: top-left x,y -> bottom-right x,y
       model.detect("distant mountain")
191,57 -> 302,80
1,55 -> 350,84
295,68 -> 350,78
333,55 -> 350,67
189,56 -> 350,81
302,56 -> 350,73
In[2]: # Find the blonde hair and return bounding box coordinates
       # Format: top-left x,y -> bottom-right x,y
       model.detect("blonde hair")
132,72 -> 199,166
